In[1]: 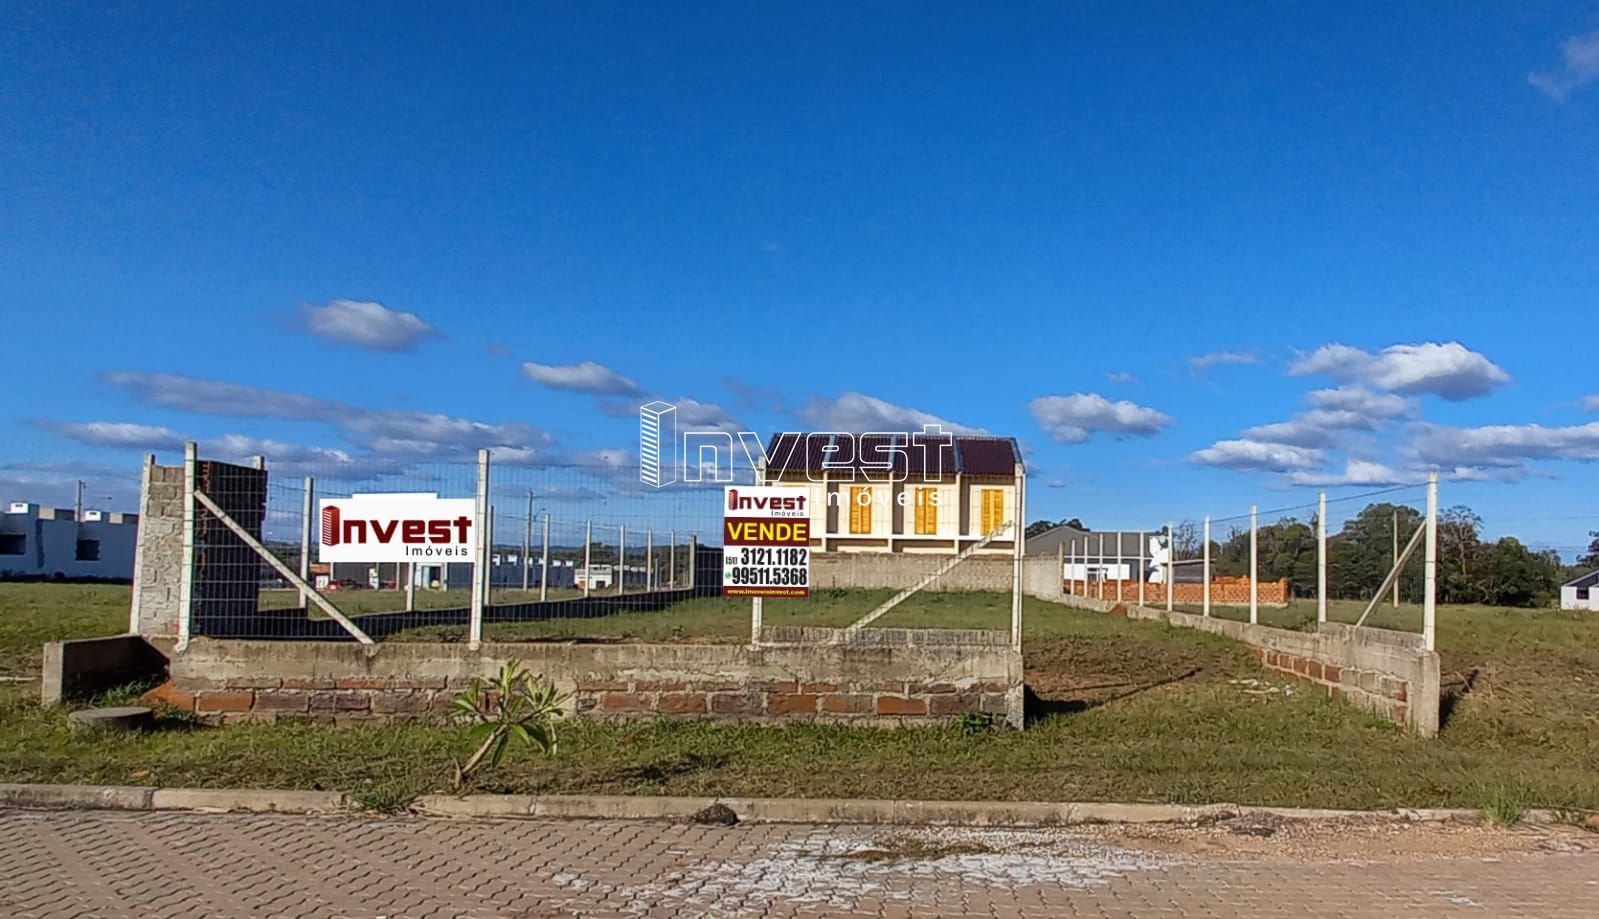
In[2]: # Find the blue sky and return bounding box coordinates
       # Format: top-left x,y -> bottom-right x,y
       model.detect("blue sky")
3,2 -> 1598,556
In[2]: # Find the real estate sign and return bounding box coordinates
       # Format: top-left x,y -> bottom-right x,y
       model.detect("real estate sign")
318,493 -> 477,563
722,486 -> 810,597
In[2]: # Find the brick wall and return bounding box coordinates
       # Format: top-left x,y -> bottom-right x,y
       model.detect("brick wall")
157,633 -> 1024,728
1250,642 -> 1413,727
1064,576 -> 1291,606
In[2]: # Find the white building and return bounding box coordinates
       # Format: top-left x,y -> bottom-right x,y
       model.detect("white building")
1561,570 -> 1599,612
0,501 -> 139,579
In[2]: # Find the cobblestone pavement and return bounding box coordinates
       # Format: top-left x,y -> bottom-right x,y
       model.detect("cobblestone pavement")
1,808 -> 1596,917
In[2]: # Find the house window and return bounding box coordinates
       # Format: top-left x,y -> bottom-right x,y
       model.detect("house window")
0,534 -> 23,555
1580,587 -> 1591,601
914,488 -> 937,535
75,539 -> 101,562
848,486 -> 872,534
980,488 -> 1006,535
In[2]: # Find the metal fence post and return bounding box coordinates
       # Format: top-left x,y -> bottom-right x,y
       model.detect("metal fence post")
1424,472 -> 1438,651
298,475 -> 315,608
1165,521 -> 1174,614
1317,492 -> 1327,626
1202,515 -> 1211,617
469,449 -> 489,649
177,442 -> 197,651
583,519 -> 592,597
1249,504 -> 1259,625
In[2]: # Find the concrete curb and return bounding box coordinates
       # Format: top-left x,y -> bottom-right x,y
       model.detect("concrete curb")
0,784 -> 1563,827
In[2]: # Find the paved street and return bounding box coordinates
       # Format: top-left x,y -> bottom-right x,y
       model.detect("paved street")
0,808 -> 1595,917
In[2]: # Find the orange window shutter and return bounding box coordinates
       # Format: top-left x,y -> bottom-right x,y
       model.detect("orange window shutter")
850,486 -> 870,534
917,488 -> 937,534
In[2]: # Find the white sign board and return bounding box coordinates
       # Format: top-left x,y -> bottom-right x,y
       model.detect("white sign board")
317,493 -> 477,564
722,486 -> 811,598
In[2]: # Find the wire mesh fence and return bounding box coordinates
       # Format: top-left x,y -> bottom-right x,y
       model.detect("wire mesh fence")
171,442 -> 1028,644
1060,482 -> 1437,640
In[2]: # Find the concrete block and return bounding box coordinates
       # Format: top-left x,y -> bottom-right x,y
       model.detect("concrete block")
149,788 -> 348,813
41,635 -> 169,706
413,794 -> 536,817
0,783 -> 153,811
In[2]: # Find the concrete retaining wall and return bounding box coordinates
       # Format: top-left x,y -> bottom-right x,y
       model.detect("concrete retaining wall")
160,632 -> 1024,728
41,634 -> 171,705
810,553 -> 1014,592
1054,593 -> 1440,735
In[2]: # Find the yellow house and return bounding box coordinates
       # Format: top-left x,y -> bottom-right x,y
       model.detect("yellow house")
760,432 -> 1023,555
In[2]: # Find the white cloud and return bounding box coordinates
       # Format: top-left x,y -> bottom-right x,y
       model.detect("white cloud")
99,372 -> 558,466
1411,421 -> 1599,468
1529,29 -> 1599,100
103,372 -> 341,420
1285,459 -> 1413,487
797,392 -> 983,434
1240,410 -> 1382,448
1289,341 -> 1509,401
597,396 -> 743,434
1106,371 -> 1139,384
1190,439 -> 1324,472
521,360 -> 642,397
1188,350 -> 1258,373
1583,394 -> 1599,412
1028,393 -> 1172,444
1305,386 -> 1418,420
299,299 -> 439,351
43,421 -> 186,450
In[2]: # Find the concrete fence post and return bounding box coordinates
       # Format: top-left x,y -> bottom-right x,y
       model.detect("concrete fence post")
688,533 -> 697,589
1318,492 -> 1327,626
1393,508 -> 1401,609
1165,522 -> 1174,614
1010,461 -> 1024,652
646,528 -> 654,590
177,441 -> 197,652
583,520 -> 592,598
669,529 -> 676,588
1202,515 -> 1211,617
469,449 -> 490,649
1115,534 -> 1123,603
298,475 -> 315,609
128,454 -> 155,633
1249,504 -> 1259,625
618,524 -> 626,596
522,490 -> 533,592
1097,533 -> 1105,600
1137,530 -> 1145,607
1424,473 -> 1438,651
540,515 -> 550,602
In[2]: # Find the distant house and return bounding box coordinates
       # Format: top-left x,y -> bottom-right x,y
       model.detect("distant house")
761,432 -> 1024,555
0,501 -> 139,580
1562,570 -> 1599,612
1024,524 -> 1203,584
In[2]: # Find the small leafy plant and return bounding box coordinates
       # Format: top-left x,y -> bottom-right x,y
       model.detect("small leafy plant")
450,661 -> 569,791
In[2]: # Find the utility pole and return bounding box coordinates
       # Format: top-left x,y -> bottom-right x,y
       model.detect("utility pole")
74,480 -> 84,521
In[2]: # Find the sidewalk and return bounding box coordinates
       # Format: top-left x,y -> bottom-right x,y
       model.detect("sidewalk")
1,806 -> 1595,917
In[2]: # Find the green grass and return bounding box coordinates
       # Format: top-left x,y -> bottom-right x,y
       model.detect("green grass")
2,582 -> 1597,812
